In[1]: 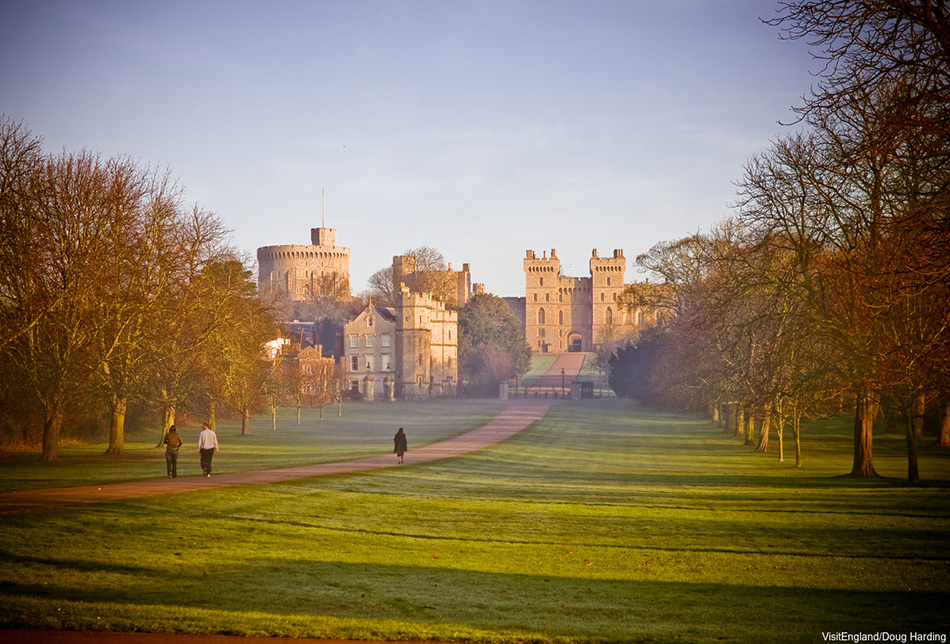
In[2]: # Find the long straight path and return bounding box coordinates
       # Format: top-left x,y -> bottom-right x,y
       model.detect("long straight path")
526,352 -> 587,392
0,401 -> 552,515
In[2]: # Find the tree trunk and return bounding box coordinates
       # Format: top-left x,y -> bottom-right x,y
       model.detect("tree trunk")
711,404 -> 720,425
756,408 -> 770,453
209,400 -> 217,432
271,404 -> 277,431
905,406 -> 920,485
723,403 -> 734,434
744,411 -> 755,446
793,414 -> 802,468
850,390 -> 879,477
105,396 -> 127,455
296,405 -> 301,426
319,404 -> 325,421
939,403 -> 950,447
734,406 -> 744,438
157,403 -> 176,447
241,407 -> 250,435
40,407 -> 63,462
912,393 -> 925,441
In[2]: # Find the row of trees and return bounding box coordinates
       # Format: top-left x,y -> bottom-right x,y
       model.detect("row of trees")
613,1 -> 949,483
0,118 -> 279,460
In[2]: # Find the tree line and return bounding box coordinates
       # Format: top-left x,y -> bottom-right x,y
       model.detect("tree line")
611,1 -> 949,483
0,118 -> 279,460
0,121 -> 532,459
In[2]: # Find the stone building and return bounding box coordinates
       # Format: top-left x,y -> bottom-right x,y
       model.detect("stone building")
343,286 -> 458,401
343,302 -> 397,401
257,227 -> 351,302
522,248 -> 658,354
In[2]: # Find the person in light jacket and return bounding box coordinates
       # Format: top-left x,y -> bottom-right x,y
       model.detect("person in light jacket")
197,423 -> 219,477
394,427 -> 407,464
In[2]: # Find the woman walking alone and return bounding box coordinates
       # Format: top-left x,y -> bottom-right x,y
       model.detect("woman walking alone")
394,427 -> 407,464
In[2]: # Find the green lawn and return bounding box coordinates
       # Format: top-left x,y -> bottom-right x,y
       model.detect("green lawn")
0,400 -> 504,492
1,400 -> 948,643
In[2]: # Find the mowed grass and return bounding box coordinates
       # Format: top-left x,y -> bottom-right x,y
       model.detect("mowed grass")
1,400 -> 949,643
0,400 -> 503,492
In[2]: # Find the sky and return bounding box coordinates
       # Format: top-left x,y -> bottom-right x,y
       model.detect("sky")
1,0 -> 815,297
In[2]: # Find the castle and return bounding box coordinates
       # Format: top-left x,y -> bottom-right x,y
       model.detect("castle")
257,227 -> 662,399
257,226 -> 460,400
344,287 -> 458,401
522,248 -> 656,354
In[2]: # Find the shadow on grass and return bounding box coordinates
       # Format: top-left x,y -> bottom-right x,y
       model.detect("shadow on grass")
2,559 -> 948,642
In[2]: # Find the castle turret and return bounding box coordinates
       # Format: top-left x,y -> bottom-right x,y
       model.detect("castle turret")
590,249 -> 626,345
257,226 -> 351,302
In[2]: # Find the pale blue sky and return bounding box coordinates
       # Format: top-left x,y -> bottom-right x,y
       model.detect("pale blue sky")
1,0 -> 813,296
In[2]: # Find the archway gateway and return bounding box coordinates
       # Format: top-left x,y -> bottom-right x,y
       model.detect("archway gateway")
568,332 -> 583,352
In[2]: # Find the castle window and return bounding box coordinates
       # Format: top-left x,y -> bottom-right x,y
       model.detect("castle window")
558,310 -> 564,325
540,328 -> 546,338
558,293 -> 562,302
606,307 -> 613,325
350,356 -> 359,371
533,294 -> 537,302
368,316 -> 374,327
540,277 -> 544,286
600,293 -> 605,302
607,277 -> 611,286
545,293 -> 550,302
538,308 -> 545,324
637,310 -> 645,326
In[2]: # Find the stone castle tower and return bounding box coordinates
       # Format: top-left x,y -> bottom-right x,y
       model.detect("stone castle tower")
394,285 -> 458,399
524,248 -> 630,354
257,227 -> 351,301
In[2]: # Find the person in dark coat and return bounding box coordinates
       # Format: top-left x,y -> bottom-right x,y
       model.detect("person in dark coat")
394,427 -> 407,464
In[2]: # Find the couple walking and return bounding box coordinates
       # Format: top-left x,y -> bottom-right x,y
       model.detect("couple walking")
163,423 -> 219,478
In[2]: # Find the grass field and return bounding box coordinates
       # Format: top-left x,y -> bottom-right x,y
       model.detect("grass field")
1,400 -> 948,643
0,400 -> 504,493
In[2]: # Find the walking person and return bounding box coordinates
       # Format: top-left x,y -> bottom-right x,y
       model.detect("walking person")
197,423 -> 219,477
394,427 -> 407,464
163,424 -> 183,478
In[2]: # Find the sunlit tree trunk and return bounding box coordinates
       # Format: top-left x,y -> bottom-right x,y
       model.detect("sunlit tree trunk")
296,405 -> 301,426
756,407 -> 771,453
850,390 -> 879,477
105,396 -> 127,455
156,403 -> 175,447
793,414 -> 802,468
744,411 -> 755,446
939,403 -> 950,447
711,403 -> 720,426
271,404 -> 277,431
241,407 -> 251,436
208,400 -> 217,432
